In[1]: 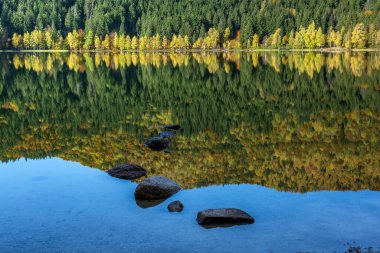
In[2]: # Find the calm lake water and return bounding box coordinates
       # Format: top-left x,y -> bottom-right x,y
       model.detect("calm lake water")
0,52 -> 379,253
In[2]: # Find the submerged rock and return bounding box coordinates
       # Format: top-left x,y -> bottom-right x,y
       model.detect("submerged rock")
158,131 -> 175,139
196,208 -> 254,228
163,124 -> 181,130
168,201 -> 184,212
134,176 -> 181,200
136,198 -> 167,209
144,137 -> 170,151
107,164 -> 147,180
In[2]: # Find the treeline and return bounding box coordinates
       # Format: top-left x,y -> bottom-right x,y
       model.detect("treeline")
1,0 -> 380,49
6,22 -> 380,50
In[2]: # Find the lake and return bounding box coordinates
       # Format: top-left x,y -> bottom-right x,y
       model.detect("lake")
0,52 -> 379,253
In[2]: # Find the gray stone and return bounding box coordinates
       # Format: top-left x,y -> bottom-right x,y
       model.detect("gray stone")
197,208 -> 254,227
134,176 -> 181,200
107,164 -> 147,180
168,201 -> 184,212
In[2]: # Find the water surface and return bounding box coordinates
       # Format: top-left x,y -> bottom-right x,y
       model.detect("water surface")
0,52 -> 379,252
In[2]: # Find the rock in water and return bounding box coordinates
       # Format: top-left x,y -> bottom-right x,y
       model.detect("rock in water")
168,201 -> 184,212
135,176 -> 181,200
163,124 -> 181,130
197,208 -> 254,227
158,131 -> 175,138
144,137 -> 169,151
107,164 -> 147,180
136,198 -> 167,209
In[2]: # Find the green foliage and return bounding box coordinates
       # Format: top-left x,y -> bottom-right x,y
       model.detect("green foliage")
1,0 -> 380,47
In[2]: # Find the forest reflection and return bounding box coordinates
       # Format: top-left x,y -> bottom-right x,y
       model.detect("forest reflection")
7,51 -> 380,78
0,52 -> 379,192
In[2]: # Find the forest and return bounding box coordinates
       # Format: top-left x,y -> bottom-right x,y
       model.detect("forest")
1,0 -> 380,50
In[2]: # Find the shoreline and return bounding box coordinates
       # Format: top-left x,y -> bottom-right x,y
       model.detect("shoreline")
1,48 -> 380,53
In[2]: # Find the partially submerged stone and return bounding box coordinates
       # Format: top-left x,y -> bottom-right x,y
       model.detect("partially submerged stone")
144,137 -> 170,151
134,176 -> 181,200
197,208 -> 254,228
163,124 -> 181,130
107,163 -> 147,180
136,198 -> 167,209
158,131 -> 175,138
168,201 -> 184,212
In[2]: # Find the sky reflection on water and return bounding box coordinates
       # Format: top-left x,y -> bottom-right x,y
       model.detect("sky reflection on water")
1,158 -> 379,253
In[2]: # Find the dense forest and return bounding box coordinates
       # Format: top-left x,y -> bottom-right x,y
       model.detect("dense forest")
1,53 -> 379,191
1,0 -> 380,49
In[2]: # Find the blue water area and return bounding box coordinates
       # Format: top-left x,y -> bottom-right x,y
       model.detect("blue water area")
1,158 -> 379,253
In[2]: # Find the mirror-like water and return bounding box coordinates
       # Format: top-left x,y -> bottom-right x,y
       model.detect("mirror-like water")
0,52 -> 379,252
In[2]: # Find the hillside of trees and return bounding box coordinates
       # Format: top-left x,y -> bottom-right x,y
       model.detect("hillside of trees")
1,0 -> 380,49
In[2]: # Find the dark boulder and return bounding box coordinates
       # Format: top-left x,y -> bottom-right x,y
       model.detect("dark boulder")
197,208 -> 254,228
163,124 -> 181,130
144,137 -> 169,151
168,201 -> 184,212
134,176 -> 181,200
107,164 -> 147,180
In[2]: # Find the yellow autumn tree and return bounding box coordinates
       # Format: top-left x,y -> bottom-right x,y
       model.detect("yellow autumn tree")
94,35 -> 101,50
351,23 -> 367,48
304,22 -> 317,48
315,27 -> 326,48
184,35 -> 190,49
44,31 -> 53,49
118,35 -> 125,51
113,33 -> 119,51
102,35 -> 110,50
131,36 -> 138,50
206,28 -> 220,49
66,32 -> 76,50
270,28 -> 282,48
252,33 -> 259,49
223,27 -> 231,42
23,32 -> 31,49
12,33 -> 22,49
376,30 -> 380,47
125,35 -> 132,50
138,36 -> 148,50
162,36 -> 168,49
